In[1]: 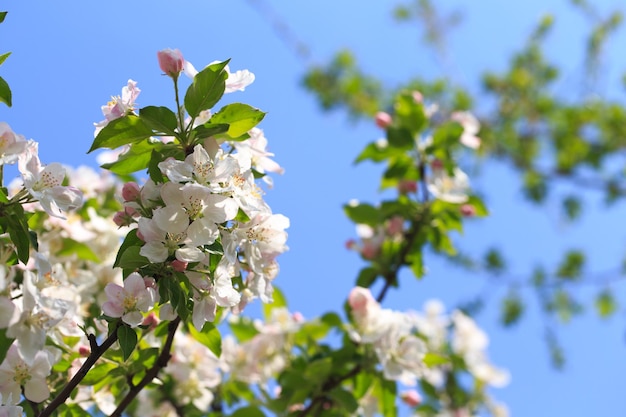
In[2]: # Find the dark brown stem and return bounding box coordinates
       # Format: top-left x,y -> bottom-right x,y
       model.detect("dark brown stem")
109,316 -> 181,417
38,324 -> 121,417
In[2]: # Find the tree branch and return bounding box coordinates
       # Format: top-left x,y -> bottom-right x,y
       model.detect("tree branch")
38,323 -> 121,417
109,316 -> 181,417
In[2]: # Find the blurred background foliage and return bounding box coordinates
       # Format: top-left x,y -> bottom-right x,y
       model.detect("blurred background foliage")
296,0 -> 626,368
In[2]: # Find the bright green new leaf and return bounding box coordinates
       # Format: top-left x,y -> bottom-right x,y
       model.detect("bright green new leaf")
187,322 -> 222,358
139,106 -> 178,136
117,325 -> 137,361
394,92 -> 426,135
595,290 -> 617,318
0,76 -> 11,107
184,60 -> 230,118
229,318 -> 260,342
423,352 -> 449,367
0,52 -> 10,67
192,123 -> 230,142
88,115 -> 153,153
207,103 -> 266,138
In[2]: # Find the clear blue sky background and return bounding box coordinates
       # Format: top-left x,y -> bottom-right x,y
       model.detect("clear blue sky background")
2,1 -> 626,416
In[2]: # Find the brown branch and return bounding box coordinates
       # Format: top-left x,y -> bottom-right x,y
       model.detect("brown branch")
38,323 -> 121,417
109,316 -> 182,417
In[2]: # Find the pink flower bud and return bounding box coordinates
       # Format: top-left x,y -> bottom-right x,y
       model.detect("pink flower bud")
375,111 -> 393,129
157,48 -> 184,78
171,259 -> 188,272
292,312 -> 304,323
386,216 -> 404,235
460,204 -> 476,217
345,238 -> 357,250
121,182 -> 141,202
398,179 -> 418,194
412,91 -> 424,103
142,312 -> 160,330
361,243 -> 379,260
78,345 -> 91,357
143,276 -> 156,288
431,159 -> 444,170
400,390 -> 422,407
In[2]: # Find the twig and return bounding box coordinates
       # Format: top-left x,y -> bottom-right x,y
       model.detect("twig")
109,316 -> 182,417
38,323 -> 121,417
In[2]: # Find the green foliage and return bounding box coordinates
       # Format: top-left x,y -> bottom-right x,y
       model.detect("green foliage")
556,250 -> 585,280
88,115 -> 153,153
208,103 -> 266,139
184,59 -> 230,118
187,322 -> 222,357
501,291 -> 524,327
117,325 -> 138,361
595,289 -> 617,318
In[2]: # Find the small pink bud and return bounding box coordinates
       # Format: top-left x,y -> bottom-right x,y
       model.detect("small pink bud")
431,159 -> 444,170
143,276 -> 156,288
400,390 -> 421,407
292,312 -> 304,322
361,243 -> 379,260
345,239 -> 357,250
121,182 -> 141,202
157,48 -> 184,78
460,204 -> 476,217
412,91 -> 424,103
78,346 -> 91,357
398,179 -> 418,194
142,312 -> 160,330
386,216 -> 404,235
113,210 -> 133,227
375,111 -> 393,129
171,259 -> 188,272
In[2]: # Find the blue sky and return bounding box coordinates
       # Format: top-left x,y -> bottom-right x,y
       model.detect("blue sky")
3,1 -> 626,416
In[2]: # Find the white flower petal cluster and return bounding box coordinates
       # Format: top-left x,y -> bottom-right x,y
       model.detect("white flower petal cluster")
348,287 -> 427,386
117,138 -> 288,329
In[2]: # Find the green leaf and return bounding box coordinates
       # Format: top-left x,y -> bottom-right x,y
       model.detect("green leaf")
329,387 -> 359,412
117,325 -> 137,361
116,245 -> 150,270
101,139 -> 163,176
0,329 -> 14,364
303,357 -> 333,385
356,267 -> 378,287
501,291 -> 524,326
229,317 -> 260,342
208,103 -> 266,138
386,126 -> 414,149
230,406 -> 266,417
423,352 -> 449,367
80,363 -> 116,385
263,286 -> 287,320
0,76 -> 11,107
139,106 -> 178,136
88,115 -> 153,153
0,12 -> 6,23
375,376 -> 397,417
56,404 -> 92,417
184,60 -> 230,118
595,290 -> 617,318
6,209 -> 30,264
394,92 -> 426,135
187,321 -> 222,357
58,238 -> 100,262
344,202 -> 380,226
192,123 -> 230,142
114,230 -> 143,268
556,250 -> 585,280
0,52 -> 10,67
